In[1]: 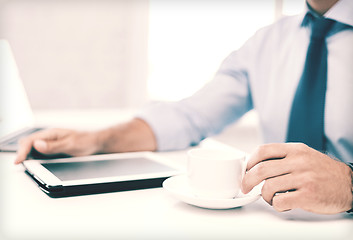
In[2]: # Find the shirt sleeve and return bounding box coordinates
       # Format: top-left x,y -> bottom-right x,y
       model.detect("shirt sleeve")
136,36 -> 257,151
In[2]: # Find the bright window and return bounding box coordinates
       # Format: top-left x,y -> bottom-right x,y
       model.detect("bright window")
282,0 -> 305,16
147,0 -> 305,102
147,0 -> 276,101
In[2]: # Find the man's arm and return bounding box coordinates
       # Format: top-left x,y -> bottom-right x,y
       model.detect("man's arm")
15,118 -> 157,164
15,34 -> 258,163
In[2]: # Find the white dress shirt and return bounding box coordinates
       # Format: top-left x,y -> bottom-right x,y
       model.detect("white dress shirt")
137,0 -> 353,164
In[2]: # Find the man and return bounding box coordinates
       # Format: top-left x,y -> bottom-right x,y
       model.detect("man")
15,0 -> 353,214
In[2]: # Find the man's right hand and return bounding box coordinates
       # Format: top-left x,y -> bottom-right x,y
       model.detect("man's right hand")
14,118 -> 158,165
15,128 -> 100,164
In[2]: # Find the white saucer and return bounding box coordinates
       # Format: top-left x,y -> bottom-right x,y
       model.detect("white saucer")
163,175 -> 261,210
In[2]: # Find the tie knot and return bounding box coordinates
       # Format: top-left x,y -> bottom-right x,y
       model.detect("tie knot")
311,18 -> 335,40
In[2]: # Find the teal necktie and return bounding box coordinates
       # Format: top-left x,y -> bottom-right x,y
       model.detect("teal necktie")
286,17 -> 335,151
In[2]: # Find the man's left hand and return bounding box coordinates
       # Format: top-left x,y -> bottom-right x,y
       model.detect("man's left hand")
241,143 -> 353,214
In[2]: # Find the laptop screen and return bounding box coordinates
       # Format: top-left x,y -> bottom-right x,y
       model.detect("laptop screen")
0,40 -> 34,139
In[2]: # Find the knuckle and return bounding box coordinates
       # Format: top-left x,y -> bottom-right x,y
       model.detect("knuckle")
50,128 -> 66,135
261,181 -> 274,205
296,143 -> 310,154
254,162 -> 266,177
65,138 -> 74,148
50,128 -> 62,135
254,145 -> 267,157
44,142 -> 52,152
262,178 -> 274,193
297,142 -> 307,148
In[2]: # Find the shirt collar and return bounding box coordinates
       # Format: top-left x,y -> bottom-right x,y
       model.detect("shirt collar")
324,0 -> 353,27
301,0 -> 353,28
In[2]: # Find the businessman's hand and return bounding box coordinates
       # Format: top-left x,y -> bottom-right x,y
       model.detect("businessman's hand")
15,118 -> 157,164
241,143 -> 353,214
15,128 -> 100,164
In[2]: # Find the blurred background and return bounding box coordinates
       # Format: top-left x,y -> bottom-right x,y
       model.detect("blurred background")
0,0 -> 304,110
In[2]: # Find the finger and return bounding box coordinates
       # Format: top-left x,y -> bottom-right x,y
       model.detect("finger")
261,174 -> 297,205
34,138 -> 71,155
33,140 -> 49,153
272,190 -> 303,212
14,129 -> 69,164
247,143 -> 289,171
15,138 -> 34,164
242,159 -> 291,194
29,128 -> 68,141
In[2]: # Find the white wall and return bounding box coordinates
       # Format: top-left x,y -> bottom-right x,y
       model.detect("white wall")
0,0 -> 149,109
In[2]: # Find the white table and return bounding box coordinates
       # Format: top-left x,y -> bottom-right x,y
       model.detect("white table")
1,109 -> 352,240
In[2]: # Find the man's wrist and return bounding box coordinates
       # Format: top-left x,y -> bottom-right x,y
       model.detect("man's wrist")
94,118 -> 157,154
95,127 -> 117,154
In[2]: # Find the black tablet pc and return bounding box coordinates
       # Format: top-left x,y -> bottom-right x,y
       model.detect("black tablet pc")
22,152 -> 182,198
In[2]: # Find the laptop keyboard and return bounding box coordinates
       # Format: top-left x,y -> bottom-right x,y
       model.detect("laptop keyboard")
2,128 -> 44,146
1,127 -> 70,159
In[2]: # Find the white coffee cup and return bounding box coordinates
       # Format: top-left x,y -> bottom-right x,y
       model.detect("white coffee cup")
187,148 -> 246,199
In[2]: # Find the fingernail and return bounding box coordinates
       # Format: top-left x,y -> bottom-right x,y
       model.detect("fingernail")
34,140 -> 47,151
14,157 -> 22,165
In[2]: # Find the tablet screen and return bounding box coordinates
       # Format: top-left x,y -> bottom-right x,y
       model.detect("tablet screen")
41,157 -> 175,181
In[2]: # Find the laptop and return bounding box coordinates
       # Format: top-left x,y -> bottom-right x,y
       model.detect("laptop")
0,39 -> 45,152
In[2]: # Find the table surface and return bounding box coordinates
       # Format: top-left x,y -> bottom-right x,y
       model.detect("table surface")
1,109 -> 352,240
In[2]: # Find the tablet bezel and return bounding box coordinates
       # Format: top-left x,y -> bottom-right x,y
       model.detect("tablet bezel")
22,151 -> 183,188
